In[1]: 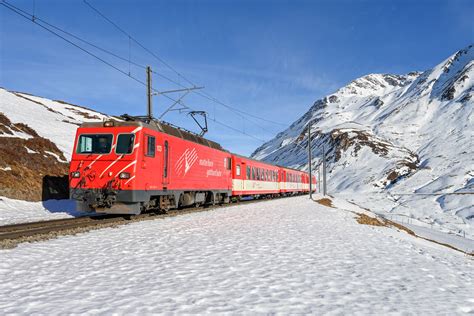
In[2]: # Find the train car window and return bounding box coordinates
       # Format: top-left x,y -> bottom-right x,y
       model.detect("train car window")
246,166 -> 250,179
252,167 -> 255,180
226,157 -> 232,170
145,135 -> 155,157
77,134 -> 113,154
236,165 -> 241,176
163,141 -> 169,178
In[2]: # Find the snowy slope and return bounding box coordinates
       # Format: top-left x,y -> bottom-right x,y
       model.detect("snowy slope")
251,45 -> 474,238
0,197 -> 472,314
0,88 -> 111,159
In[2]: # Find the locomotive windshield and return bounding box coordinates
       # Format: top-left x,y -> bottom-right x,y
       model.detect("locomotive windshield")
77,134 -> 113,154
116,134 -> 135,154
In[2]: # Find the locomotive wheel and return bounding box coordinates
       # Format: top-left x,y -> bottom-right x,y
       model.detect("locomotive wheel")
159,196 -> 171,212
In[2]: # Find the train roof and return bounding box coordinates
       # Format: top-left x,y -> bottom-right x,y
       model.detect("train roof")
79,116 -> 225,151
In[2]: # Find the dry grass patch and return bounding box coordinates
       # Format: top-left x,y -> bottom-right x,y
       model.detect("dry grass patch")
356,213 -> 385,226
356,212 -> 416,236
315,198 -> 334,208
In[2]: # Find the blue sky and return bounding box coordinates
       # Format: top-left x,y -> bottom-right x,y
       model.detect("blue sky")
1,0 -> 473,155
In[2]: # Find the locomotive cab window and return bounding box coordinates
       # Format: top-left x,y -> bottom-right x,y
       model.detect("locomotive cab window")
77,134 -> 113,154
116,134 -> 135,154
146,135 -> 155,157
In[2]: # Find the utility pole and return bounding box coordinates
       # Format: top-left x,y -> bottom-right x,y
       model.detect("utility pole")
146,66 -> 153,120
308,122 -> 312,199
318,165 -> 321,193
322,145 -> 327,196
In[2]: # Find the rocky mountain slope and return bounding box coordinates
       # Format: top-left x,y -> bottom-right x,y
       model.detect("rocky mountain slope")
0,88 -> 111,201
252,45 -> 474,238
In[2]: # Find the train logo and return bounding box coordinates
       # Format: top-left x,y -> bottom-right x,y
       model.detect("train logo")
175,148 -> 198,176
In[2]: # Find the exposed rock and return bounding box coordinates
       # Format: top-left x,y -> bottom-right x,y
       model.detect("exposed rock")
0,113 -> 68,201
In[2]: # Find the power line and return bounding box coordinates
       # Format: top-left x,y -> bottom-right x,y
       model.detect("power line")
4,1 -> 147,71
83,0 -> 196,87
1,1 -> 146,87
1,0 -> 267,143
82,0 -> 287,127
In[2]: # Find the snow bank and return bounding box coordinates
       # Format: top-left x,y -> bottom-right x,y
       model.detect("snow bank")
0,197 -> 85,225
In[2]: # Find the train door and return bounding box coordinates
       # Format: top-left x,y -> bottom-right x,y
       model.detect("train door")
162,140 -> 170,187
143,134 -> 158,182
234,159 -> 244,192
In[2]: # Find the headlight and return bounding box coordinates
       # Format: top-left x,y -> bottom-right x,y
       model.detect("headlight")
71,171 -> 81,178
119,172 -> 131,179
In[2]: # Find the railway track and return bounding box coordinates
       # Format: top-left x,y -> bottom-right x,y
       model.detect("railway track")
0,215 -> 126,242
0,196 -> 295,248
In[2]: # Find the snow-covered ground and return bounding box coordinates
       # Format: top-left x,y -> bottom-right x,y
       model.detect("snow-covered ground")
0,197 -> 86,225
1,196 -> 472,314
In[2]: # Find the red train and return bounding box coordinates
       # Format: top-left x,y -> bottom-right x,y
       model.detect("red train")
69,117 -> 316,214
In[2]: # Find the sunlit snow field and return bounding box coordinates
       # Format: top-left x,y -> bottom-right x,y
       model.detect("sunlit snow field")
1,196 -> 472,314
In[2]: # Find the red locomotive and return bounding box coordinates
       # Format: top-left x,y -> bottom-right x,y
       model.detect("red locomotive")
69,116 -> 316,214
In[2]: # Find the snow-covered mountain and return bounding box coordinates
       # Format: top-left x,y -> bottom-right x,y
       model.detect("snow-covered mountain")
0,88 -> 112,201
251,45 -> 474,238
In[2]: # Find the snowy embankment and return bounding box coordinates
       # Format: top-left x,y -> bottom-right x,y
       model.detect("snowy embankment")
1,197 -> 472,314
0,197 -> 85,225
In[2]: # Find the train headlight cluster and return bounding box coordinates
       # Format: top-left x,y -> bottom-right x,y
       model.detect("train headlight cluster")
71,171 -> 81,178
119,172 -> 131,179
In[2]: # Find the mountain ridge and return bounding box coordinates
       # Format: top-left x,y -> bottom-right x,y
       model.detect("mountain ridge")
251,44 -> 474,238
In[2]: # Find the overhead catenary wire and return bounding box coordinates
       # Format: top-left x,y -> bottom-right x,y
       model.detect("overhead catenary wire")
3,1 -> 147,71
82,0 -> 287,128
1,1 -> 147,88
1,0 -> 267,143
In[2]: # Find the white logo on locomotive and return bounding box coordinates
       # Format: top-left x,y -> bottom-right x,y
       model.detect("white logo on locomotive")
175,148 -> 198,176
